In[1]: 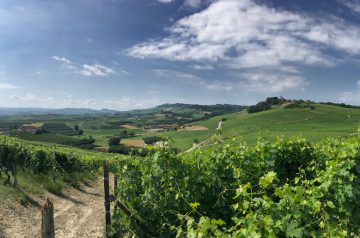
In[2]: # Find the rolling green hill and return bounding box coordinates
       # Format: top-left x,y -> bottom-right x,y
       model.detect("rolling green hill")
2,102 -> 360,151
193,103 -> 360,146
144,103 -> 360,150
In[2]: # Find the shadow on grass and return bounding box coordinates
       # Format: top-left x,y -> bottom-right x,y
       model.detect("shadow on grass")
0,227 -> 7,238
58,193 -> 85,205
75,186 -> 101,197
18,188 -> 41,208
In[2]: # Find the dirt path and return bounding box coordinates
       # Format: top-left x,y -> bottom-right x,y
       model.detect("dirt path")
0,180 -> 105,238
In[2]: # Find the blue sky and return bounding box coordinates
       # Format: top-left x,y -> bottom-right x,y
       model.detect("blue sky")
1,0 -> 360,110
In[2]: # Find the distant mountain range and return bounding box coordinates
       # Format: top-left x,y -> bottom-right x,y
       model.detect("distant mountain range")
0,103 -> 246,116
0,107 -> 119,116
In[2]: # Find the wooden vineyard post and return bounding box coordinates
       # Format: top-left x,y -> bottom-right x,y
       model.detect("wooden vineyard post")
103,160 -> 111,233
41,198 -> 55,238
114,175 -> 118,195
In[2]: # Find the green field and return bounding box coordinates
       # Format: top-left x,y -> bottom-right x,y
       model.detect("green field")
2,103 -> 360,151
128,103 -> 360,149
200,103 -> 360,145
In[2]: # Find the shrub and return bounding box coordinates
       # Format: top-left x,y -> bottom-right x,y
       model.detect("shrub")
143,136 -> 162,145
108,137 -> 121,147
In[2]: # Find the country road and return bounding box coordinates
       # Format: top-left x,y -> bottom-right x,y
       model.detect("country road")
0,180 -> 105,238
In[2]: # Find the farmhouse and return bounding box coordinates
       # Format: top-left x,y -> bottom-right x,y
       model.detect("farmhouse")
20,124 -> 43,134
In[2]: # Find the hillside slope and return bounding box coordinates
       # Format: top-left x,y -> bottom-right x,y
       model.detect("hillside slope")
186,103 -> 360,147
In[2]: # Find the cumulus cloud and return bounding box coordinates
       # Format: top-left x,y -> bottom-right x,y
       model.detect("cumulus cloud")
128,0 -> 360,92
0,83 -> 18,90
154,69 -> 234,91
129,0 -> 360,65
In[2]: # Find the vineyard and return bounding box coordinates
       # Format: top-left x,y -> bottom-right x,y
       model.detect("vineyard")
110,135 -> 360,237
2,132 -> 360,237
0,136 -> 125,195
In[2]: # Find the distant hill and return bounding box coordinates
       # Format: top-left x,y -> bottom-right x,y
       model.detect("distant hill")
122,103 -> 247,116
0,107 -> 119,116
0,103 -> 247,116
192,103 -> 360,147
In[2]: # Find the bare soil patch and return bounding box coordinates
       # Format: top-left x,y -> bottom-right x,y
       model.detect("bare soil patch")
0,180 -> 105,238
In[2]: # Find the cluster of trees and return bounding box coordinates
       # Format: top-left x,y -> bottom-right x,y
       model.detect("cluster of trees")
248,97 -> 317,113
143,136 -> 162,145
321,102 -> 360,109
189,104 -> 246,116
285,100 -> 315,110
73,124 -> 83,135
248,97 -> 289,113
119,129 -> 135,138
108,136 -> 121,147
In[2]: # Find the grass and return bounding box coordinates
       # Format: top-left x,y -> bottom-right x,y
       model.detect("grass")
11,131 -> 94,148
4,103 -> 360,151
136,104 -> 360,150
0,169 -> 99,205
202,104 -> 360,146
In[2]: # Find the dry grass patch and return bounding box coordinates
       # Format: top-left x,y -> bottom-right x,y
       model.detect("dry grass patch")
121,139 -> 146,148
121,124 -> 138,129
181,126 -> 209,131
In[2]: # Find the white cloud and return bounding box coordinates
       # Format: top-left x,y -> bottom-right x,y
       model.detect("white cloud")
129,0 -> 360,93
154,69 -> 204,85
51,56 -> 116,77
154,69 -> 234,91
338,80 -> 360,104
9,93 -> 158,110
103,97 -> 160,109
242,72 -> 306,93
129,0 -> 359,66
339,0 -> 360,14
11,93 -> 38,102
0,83 -> 18,90
184,0 -> 202,8
157,0 -> 175,3
191,64 -> 214,70
80,64 -> 115,77
51,55 -> 72,64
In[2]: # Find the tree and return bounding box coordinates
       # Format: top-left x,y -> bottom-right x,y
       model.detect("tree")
74,125 -> 80,131
108,137 -> 121,147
